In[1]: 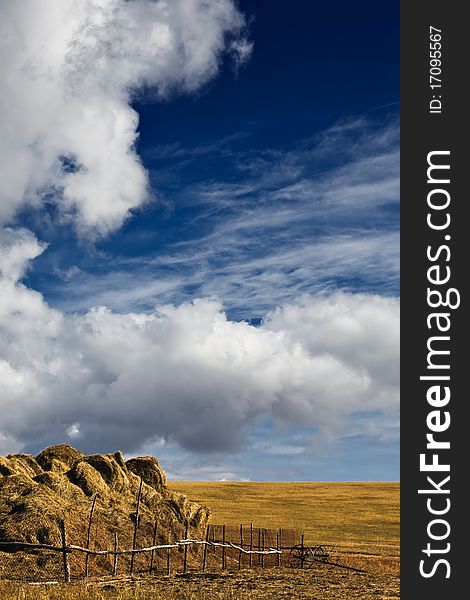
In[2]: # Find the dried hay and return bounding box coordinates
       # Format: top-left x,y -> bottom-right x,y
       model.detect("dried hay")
0,455 -> 41,479
0,445 -> 210,576
125,456 -> 167,489
36,445 -> 84,473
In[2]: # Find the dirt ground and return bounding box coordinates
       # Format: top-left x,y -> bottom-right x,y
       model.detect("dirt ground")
1,554 -> 399,599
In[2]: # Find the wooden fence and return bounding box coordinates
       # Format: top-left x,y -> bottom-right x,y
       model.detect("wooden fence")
0,522 -> 301,582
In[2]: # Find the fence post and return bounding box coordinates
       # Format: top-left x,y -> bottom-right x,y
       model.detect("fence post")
257,528 -> 261,566
221,524 -> 226,571
60,520 -> 70,583
150,519 -> 158,574
277,530 -> 281,567
166,529 -> 171,576
113,532 -> 119,576
85,494 -> 97,578
261,529 -> 265,569
130,476 -> 143,576
301,533 -> 305,569
249,523 -> 253,568
183,520 -> 189,574
202,525 -> 209,572
238,524 -> 243,570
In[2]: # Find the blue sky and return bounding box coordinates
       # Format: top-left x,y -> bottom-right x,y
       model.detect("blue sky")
0,0 -> 399,481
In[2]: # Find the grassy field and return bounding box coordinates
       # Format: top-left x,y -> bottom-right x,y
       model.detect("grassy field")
169,481 -> 400,556
0,482 -> 399,599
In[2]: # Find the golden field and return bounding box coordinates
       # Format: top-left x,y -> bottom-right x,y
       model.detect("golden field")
169,481 -> 400,556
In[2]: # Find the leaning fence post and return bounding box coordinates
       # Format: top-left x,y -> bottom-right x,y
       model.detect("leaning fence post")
301,533 -> 305,569
166,529 -> 171,576
202,525 -> 209,572
60,520 -> 70,583
183,520 -> 189,574
130,476 -> 143,576
113,532 -> 119,576
150,519 -> 158,574
238,524 -> 243,570
221,524 -> 226,571
249,523 -> 253,568
85,494 -> 97,577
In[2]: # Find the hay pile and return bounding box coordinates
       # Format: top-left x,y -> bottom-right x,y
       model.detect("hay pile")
0,445 -> 208,574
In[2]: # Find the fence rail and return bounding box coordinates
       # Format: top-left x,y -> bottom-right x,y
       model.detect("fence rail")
0,537 -> 282,556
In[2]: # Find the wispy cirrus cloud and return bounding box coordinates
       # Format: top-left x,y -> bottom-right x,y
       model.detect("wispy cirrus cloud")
39,229 -> 397,316
41,116 -> 399,317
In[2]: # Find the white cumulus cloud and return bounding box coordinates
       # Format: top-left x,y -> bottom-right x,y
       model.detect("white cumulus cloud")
0,0 -> 250,236
0,233 -> 399,455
